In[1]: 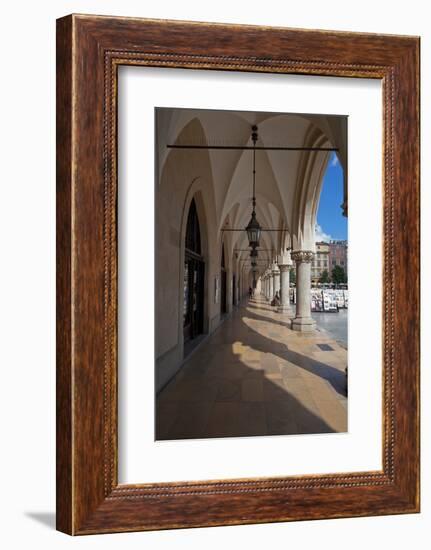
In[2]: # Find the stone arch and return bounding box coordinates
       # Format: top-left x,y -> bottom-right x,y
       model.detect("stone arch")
290,127 -> 333,252
178,184 -> 215,344
156,117 -> 218,390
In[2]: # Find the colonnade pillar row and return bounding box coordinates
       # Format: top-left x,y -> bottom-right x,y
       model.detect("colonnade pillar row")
277,263 -> 293,315
290,250 -> 316,332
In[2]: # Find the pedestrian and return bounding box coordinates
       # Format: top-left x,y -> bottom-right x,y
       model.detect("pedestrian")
271,290 -> 280,307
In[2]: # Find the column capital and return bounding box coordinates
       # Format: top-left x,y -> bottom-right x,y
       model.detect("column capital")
291,250 -> 314,263
278,263 -> 292,273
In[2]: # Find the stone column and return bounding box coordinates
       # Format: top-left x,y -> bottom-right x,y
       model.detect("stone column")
277,264 -> 293,315
268,271 -> 274,301
277,252 -> 293,315
272,263 -> 280,305
291,250 -> 316,332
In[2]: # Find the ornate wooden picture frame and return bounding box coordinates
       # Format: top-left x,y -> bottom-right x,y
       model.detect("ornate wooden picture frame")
56,14 -> 420,535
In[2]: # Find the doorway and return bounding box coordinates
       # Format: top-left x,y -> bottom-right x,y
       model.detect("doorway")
183,199 -> 205,343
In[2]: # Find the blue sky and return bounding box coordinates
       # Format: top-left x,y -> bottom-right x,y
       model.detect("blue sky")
315,152 -> 347,242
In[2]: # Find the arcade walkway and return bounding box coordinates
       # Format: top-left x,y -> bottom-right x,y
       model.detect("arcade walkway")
156,295 -> 347,440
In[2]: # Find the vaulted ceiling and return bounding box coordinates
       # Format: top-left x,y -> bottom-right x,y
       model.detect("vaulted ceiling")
156,108 -> 346,276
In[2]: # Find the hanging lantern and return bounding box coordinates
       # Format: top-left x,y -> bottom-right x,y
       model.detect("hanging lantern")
246,210 -> 262,248
245,125 -> 262,249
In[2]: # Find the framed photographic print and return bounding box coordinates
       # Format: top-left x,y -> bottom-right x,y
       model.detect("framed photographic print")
56,14 -> 420,535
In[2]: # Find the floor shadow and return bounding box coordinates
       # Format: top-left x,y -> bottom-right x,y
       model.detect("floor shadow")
156,298 -> 345,441
241,306 -> 347,397
246,299 -> 274,312
157,367 -> 335,440
25,512 -> 56,530
245,303 -> 294,328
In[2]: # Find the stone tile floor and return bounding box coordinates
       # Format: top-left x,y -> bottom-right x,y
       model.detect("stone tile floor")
156,295 -> 347,440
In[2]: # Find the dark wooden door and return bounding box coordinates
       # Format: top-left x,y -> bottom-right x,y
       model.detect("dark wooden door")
183,255 -> 204,342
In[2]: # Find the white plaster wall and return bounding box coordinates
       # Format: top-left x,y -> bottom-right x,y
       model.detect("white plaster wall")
156,115 -> 240,388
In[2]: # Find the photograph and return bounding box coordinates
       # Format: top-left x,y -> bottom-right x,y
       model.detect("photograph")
155,107 -> 348,440
0,1 -> 422,543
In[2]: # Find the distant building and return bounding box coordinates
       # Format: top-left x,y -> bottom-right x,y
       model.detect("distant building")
308,240 -> 348,285
328,240 -> 348,278
311,241 -> 330,284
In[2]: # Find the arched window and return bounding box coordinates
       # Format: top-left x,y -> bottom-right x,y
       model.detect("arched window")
185,199 -> 201,255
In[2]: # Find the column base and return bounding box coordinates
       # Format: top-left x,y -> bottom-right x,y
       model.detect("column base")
291,317 -> 316,332
277,305 -> 294,316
